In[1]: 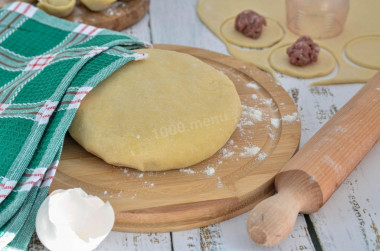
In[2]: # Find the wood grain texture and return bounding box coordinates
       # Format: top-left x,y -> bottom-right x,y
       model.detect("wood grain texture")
247,72 -> 380,246
65,0 -> 149,31
0,0 -> 149,31
51,44 -> 301,233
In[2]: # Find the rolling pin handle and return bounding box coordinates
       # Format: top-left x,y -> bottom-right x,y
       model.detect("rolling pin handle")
247,191 -> 300,246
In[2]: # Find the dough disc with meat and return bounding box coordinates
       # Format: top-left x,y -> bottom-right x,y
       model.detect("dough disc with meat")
269,45 -> 336,78
69,49 -> 242,171
221,17 -> 284,49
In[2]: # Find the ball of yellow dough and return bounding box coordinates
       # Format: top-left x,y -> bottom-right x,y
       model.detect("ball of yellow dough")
80,0 -> 116,11
69,49 -> 242,172
37,0 -> 75,17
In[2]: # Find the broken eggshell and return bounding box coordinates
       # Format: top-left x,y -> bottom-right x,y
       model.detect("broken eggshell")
36,188 -> 114,251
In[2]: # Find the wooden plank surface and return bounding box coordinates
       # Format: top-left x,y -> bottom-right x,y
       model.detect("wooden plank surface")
29,0 -> 380,250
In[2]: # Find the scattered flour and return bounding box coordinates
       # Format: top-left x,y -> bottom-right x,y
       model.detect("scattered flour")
251,109 -> 262,122
240,146 -> 260,157
228,139 -> 234,145
246,82 -> 260,90
150,183 -> 155,187
376,88 -> 380,91
271,118 -> 280,129
217,177 -> 223,188
180,168 -> 196,174
138,173 -> 144,178
241,105 -> 263,122
282,112 -> 298,122
251,94 -> 258,100
136,134 -> 141,139
222,148 -> 235,159
123,169 -> 128,174
103,190 -> 108,195
203,166 -> 215,176
262,98 -> 273,106
257,152 -> 267,161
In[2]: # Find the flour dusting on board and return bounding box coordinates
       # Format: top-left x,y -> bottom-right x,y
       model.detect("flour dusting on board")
240,146 -> 260,157
203,166 -> 215,176
222,148 -> 235,159
282,112 -> 298,122
262,98 -> 273,106
271,118 -> 280,128
257,152 -> 267,161
180,168 -> 196,174
241,105 -> 262,122
246,82 -> 260,90
217,177 -> 223,188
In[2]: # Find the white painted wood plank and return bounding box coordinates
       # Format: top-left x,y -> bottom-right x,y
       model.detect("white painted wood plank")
172,229 -> 202,251
96,231 -> 172,251
171,213 -> 314,251
27,231 -> 172,251
149,0 -> 228,55
121,11 -> 152,43
310,142 -> 380,251
214,213 -> 314,251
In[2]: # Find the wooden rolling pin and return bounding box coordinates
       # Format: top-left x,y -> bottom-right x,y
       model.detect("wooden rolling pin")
247,72 -> 380,246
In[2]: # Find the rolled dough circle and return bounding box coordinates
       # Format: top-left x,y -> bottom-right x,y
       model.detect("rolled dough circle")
269,45 -> 336,78
345,36 -> 380,70
221,17 -> 284,49
69,49 -> 242,172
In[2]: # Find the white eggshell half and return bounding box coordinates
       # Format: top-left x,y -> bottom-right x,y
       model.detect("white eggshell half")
36,188 -> 114,251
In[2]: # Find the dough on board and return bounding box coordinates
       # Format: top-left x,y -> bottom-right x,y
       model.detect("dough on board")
269,45 -> 336,78
69,49 -> 242,171
221,17 -> 284,49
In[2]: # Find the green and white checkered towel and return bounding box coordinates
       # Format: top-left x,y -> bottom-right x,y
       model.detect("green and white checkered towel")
0,2 -> 149,249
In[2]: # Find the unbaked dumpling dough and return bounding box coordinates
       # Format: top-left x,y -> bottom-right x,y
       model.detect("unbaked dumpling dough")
69,49 -> 242,172
37,0 -> 75,17
269,45 -> 336,78
221,17 -> 284,49
80,0 -> 116,11
345,36 -> 380,70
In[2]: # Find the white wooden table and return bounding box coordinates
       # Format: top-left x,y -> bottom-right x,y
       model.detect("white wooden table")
28,0 -> 380,250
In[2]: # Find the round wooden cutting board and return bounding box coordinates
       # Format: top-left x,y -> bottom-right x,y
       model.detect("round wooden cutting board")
51,44 -> 301,232
0,0 -> 149,31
